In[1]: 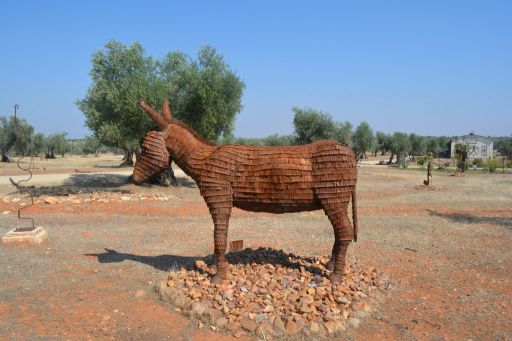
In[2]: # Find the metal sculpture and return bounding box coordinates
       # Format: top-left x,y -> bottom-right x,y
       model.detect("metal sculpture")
133,99 -> 358,283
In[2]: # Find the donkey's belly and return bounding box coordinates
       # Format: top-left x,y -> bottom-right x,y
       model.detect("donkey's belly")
233,199 -> 321,213
232,181 -> 320,213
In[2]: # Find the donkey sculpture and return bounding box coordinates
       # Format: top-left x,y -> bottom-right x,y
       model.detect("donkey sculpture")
133,99 -> 358,283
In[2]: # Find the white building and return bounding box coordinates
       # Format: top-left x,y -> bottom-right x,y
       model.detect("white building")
450,132 -> 493,159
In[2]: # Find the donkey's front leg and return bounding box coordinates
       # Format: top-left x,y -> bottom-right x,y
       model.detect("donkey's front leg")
207,202 -> 232,284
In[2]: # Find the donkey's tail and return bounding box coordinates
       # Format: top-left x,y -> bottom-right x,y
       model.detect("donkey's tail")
352,189 -> 358,242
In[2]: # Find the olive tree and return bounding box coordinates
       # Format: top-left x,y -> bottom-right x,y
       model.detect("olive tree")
293,107 -> 337,144
77,40 -> 162,165
0,116 -> 34,162
390,132 -> 411,164
158,46 -> 245,141
352,121 -> 374,159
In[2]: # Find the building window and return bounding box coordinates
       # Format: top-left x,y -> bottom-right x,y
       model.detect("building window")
481,146 -> 487,156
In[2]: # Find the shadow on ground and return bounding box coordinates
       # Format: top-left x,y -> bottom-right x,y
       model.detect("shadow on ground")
427,209 -> 512,229
64,173 -> 130,188
85,247 -> 326,275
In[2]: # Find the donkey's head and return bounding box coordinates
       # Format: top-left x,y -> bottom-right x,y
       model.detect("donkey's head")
132,99 -> 172,185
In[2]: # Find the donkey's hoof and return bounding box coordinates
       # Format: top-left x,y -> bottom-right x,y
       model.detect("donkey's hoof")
328,274 -> 343,283
325,260 -> 335,271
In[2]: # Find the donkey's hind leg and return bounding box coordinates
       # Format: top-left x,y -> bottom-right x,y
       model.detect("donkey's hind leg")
323,203 -> 353,282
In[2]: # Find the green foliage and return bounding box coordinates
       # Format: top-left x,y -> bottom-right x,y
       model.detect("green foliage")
352,121 -> 374,158
158,46 -> 245,141
496,138 -> 512,159
82,135 -> 102,155
232,137 -> 263,146
390,132 -> 411,164
77,40 -> 161,151
375,131 -> 392,155
437,136 -> 450,152
473,158 -> 483,167
454,143 -> 468,172
335,121 -> 352,145
78,42 -> 244,150
426,137 -> 441,155
409,133 -> 427,156
30,133 -> 46,155
261,134 -> 294,146
483,159 -> 498,173
417,157 -> 426,166
293,107 -> 337,145
0,116 -> 35,159
46,133 -> 67,158
231,134 -> 293,146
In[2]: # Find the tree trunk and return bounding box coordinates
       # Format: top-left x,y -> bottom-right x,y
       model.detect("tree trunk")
388,153 -> 394,164
1,152 -> 10,163
119,149 -> 134,167
150,158 -> 180,187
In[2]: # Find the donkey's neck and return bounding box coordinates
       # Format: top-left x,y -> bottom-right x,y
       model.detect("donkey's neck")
165,125 -> 216,181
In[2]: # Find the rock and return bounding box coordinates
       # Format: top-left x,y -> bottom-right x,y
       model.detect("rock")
256,320 -> 273,337
226,321 -> 240,332
195,260 -> 207,270
324,320 -> 337,334
273,317 -> 286,335
232,330 -> 245,338
203,308 -> 223,324
155,280 -> 167,294
189,288 -> 202,299
121,196 -> 131,201
134,290 -> 146,298
334,320 -> 346,332
336,296 -> 350,305
240,317 -> 257,332
310,322 -> 320,334
215,317 -> 228,328
42,196 -> 58,205
174,294 -> 191,308
263,305 -> 274,313
299,304 -> 311,314
255,313 -> 266,324
318,304 -> 330,313
2,211 -> 11,215
191,302 -> 207,317
286,320 -> 298,336
240,286 -> 248,293
356,310 -> 369,318
247,302 -> 260,312
348,317 -> 360,328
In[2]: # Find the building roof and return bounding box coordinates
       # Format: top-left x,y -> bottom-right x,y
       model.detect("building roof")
453,133 -> 493,145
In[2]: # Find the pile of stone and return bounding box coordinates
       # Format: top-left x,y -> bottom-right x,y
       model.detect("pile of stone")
414,184 -> 447,191
156,247 -> 387,339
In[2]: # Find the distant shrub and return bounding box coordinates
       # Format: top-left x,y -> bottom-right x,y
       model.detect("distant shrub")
508,160 -> 512,168
473,158 -> 483,167
401,161 -> 410,169
417,157 -> 426,166
483,159 -> 498,173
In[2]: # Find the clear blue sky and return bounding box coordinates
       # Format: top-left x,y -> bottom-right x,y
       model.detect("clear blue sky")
1,1 -> 511,139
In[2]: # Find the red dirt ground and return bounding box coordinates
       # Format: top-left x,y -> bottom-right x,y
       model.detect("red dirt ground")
0,166 -> 511,340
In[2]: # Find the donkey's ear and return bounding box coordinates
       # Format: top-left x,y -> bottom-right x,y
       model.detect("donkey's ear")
162,98 -> 173,122
139,100 -> 167,131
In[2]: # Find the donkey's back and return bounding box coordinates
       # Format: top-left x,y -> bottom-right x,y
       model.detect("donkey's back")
193,140 -> 357,213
